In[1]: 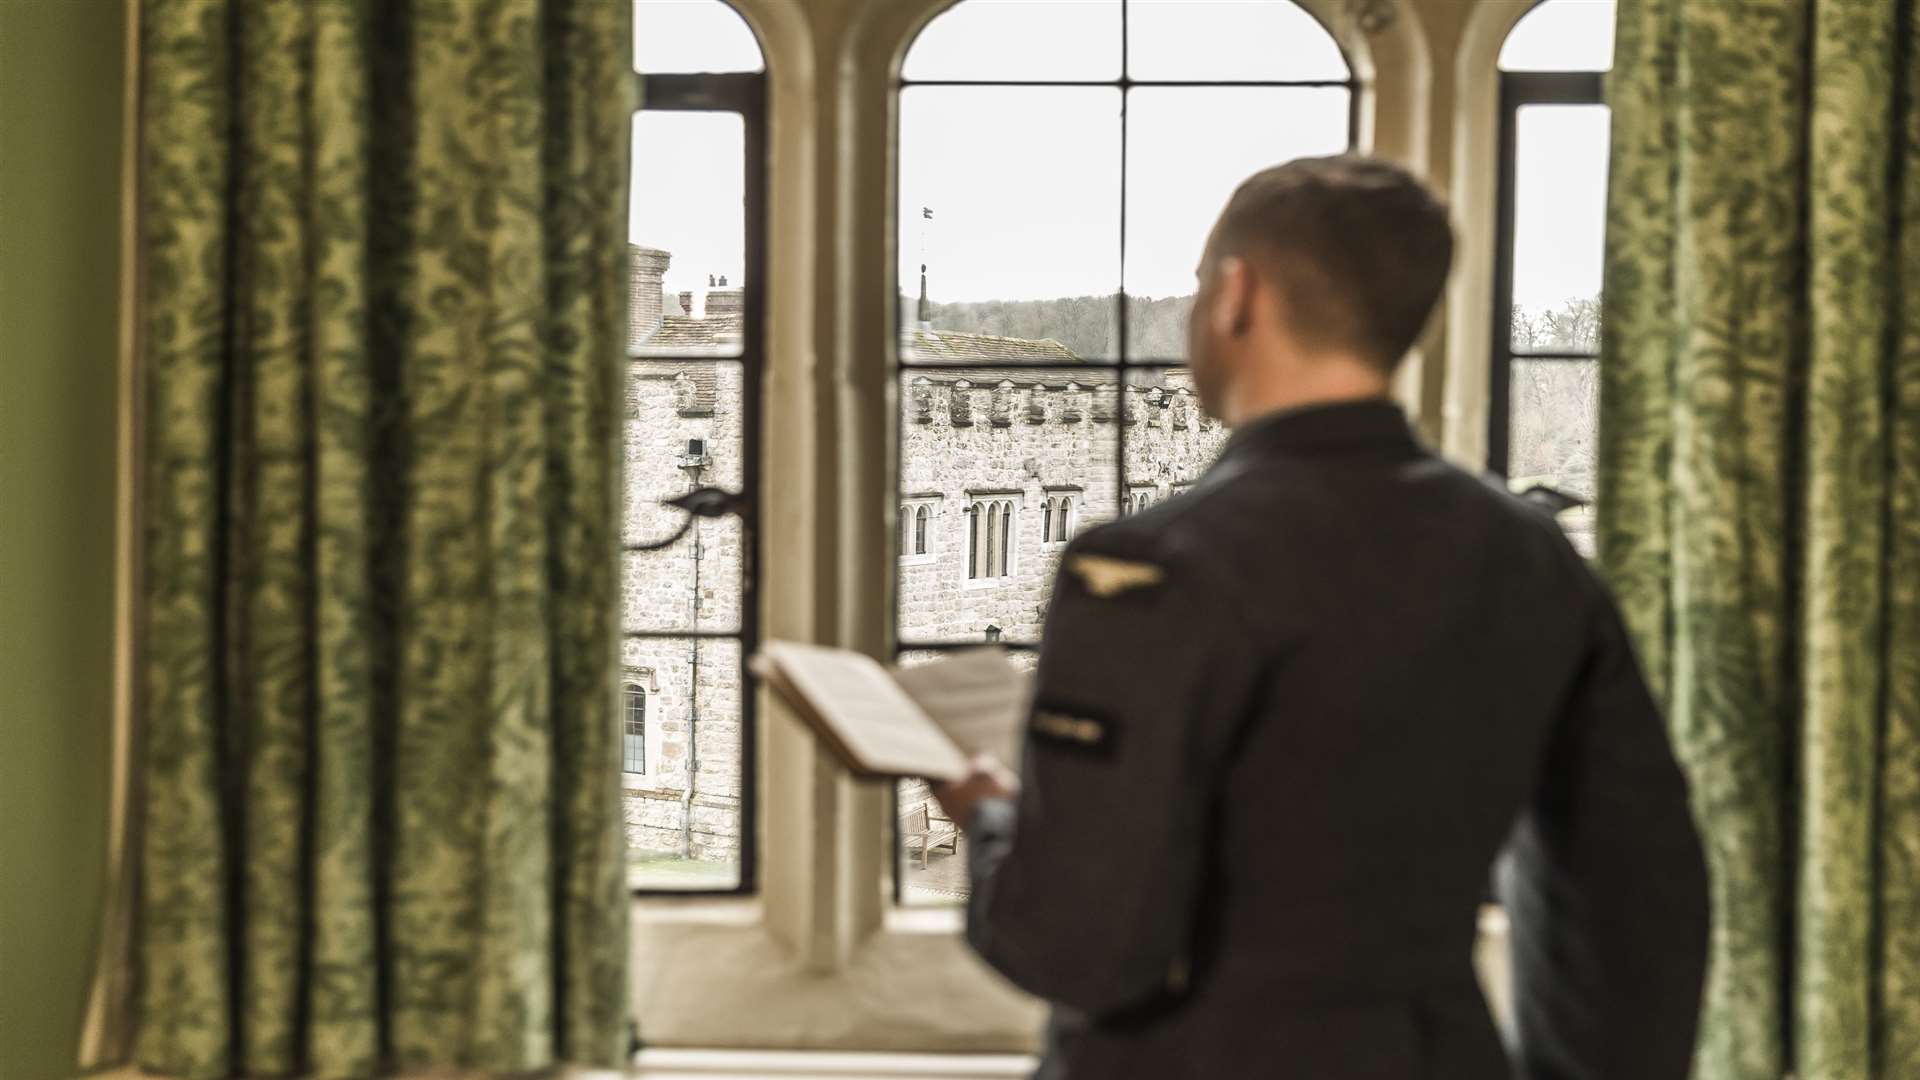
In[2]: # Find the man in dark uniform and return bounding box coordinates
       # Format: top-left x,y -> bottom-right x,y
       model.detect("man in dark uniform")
933,156 -> 1710,1078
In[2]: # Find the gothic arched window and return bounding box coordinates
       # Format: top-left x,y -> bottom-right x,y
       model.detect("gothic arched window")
998,500 -> 1014,575
1489,0 -> 1613,556
623,683 -> 648,775
966,502 -> 981,579
914,504 -> 931,555
624,0 -> 765,894
891,0 -> 1352,902
985,503 -> 1002,576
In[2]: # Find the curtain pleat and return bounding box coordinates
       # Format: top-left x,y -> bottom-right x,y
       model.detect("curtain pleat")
1880,5 -> 1920,1069
134,0 -> 633,1075
1799,2 -> 1902,1075
1601,0 -> 1920,1076
304,0 -> 381,1069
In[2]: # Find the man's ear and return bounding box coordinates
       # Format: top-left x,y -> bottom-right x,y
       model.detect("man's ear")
1211,255 -> 1253,339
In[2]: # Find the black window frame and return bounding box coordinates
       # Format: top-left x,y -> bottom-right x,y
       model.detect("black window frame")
1487,68 -> 1606,478
889,0 -> 1358,901
625,68 -> 767,897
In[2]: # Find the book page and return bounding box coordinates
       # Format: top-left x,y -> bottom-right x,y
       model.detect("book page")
757,641 -> 970,781
891,648 -> 1033,770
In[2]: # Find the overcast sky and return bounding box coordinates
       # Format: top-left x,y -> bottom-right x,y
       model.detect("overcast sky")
631,0 -> 1615,312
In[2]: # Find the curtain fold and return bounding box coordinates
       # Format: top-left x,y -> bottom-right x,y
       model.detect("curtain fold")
134,0 -> 634,1074
1601,0 -> 1920,1077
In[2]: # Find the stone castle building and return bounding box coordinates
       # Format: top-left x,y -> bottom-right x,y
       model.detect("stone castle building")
621,245 -> 1230,871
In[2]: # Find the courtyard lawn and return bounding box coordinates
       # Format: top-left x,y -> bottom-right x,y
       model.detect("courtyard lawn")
628,849 -> 741,891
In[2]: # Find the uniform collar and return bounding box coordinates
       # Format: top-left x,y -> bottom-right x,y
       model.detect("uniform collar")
1217,398 -> 1419,459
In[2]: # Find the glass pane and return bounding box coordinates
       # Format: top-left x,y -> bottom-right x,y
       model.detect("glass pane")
1124,367 -> 1229,499
623,359 -> 744,633
894,648 -> 1040,906
624,636 -> 746,891
902,0 -> 1122,83
900,86 -> 1122,361
1509,358 -> 1598,556
1123,88 -> 1351,359
1499,0 -> 1616,72
898,368 -> 1122,647
1128,0 -> 1350,83
634,0 -> 764,74
1510,104 -> 1609,354
630,111 -> 746,358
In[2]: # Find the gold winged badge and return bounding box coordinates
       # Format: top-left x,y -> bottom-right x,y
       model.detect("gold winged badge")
1066,553 -> 1166,599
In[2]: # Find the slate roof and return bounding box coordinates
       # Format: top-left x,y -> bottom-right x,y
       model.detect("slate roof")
901,328 -> 1082,365
633,313 -> 744,355
904,368 -> 1191,393
633,317 -> 1088,368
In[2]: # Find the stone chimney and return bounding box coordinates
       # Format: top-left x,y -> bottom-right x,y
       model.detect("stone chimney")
628,245 -> 672,351
705,282 -> 744,316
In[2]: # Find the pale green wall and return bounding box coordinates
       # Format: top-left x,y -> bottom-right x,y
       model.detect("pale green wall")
0,1 -> 127,1077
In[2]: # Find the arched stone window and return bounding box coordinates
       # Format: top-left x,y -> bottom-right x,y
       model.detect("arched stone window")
624,0 -> 765,894
985,502 -> 1002,576
889,0 -> 1350,908
963,497 -> 1018,578
998,500 -> 1013,575
966,502 -> 981,579
623,683 -> 648,775
914,504 -> 931,555
1041,494 -> 1075,544
1489,0 -> 1614,556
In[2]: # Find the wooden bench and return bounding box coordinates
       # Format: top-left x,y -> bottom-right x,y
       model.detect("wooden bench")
900,801 -> 959,869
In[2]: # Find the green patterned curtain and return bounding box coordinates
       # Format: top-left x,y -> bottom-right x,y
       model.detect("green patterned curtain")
135,0 -> 633,1075
1601,0 -> 1920,1077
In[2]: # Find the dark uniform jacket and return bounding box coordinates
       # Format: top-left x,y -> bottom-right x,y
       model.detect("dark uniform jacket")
963,400 -> 1710,1079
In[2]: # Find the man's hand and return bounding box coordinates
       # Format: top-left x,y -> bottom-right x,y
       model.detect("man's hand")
930,753 -> 1020,830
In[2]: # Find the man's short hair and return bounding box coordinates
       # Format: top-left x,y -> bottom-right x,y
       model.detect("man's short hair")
1210,155 -> 1453,373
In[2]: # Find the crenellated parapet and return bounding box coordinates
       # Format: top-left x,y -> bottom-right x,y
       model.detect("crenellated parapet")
905,370 -> 1220,434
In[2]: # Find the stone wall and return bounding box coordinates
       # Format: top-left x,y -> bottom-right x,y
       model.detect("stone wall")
897,371 -> 1230,644
621,359 -> 746,861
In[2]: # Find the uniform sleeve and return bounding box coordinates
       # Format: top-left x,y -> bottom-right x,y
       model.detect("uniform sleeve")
1497,584 -> 1711,1080
964,531 -> 1267,1017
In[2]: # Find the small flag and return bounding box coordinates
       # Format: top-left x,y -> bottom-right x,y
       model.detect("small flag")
922,206 -> 934,219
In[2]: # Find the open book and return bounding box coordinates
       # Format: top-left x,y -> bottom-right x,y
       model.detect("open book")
751,641 -> 1032,781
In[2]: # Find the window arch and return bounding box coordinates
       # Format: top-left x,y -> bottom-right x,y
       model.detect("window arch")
1498,0 -> 1616,73
966,502 -> 980,578
985,502 -> 1002,575
1041,494 -> 1075,544
914,503 -> 931,555
634,0 -> 764,74
1487,0 -> 1613,555
624,0 -> 766,893
623,683 -> 648,775
999,500 -> 1013,574
963,498 -> 1018,579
